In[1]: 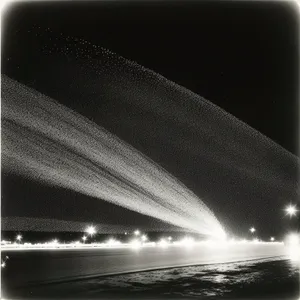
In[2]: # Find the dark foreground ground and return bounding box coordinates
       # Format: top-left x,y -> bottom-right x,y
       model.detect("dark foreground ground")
2,257 -> 299,299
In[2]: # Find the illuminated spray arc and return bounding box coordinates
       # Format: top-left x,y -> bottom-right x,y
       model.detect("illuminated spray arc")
2,75 -> 226,239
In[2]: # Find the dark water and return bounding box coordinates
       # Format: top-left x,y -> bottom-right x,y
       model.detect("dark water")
2,256 -> 299,299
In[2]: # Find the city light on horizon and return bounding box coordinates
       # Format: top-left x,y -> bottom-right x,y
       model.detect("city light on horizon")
16,234 -> 22,241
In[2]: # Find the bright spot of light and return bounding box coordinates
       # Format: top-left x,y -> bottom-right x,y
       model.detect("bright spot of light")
168,236 -> 172,241
85,225 -> 96,236
141,234 -> 147,242
158,238 -> 169,248
52,239 -> 59,245
286,233 -> 299,246
106,238 -> 121,246
181,237 -> 195,247
134,230 -> 140,236
285,233 -> 300,262
287,246 -> 300,262
250,227 -> 256,233
130,239 -> 142,249
82,236 -> 87,241
1,262 -> 6,268
16,234 -> 22,241
285,204 -> 298,217
270,237 -> 275,242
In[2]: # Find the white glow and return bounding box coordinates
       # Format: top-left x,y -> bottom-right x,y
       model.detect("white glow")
287,246 -> 300,262
249,227 -> 256,233
85,225 -> 96,236
82,236 -> 87,241
168,236 -> 172,241
285,204 -> 298,217
130,239 -> 142,249
134,230 -> 140,236
106,238 -> 121,246
158,238 -> 169,248
285,233 -> 300,262
270,237 -> 275,242
16,234 -> 22,241
1,262 -> 6,268
181,237 -> 195,247
286,233 -> 299,246
141,234 -> 148,242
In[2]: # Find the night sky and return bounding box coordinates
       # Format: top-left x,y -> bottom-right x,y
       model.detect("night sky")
1,1 -> 299,239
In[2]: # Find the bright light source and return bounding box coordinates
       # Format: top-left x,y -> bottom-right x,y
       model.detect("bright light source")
82,236 -> 87,241
270,237 -> 275,242
285,204 -> 298,217
286,233 -> 300,261
181,237 -> 195,247
286,233 -> 299,246
85,225 -> 96,236
250,227 -> 256,233
158,238 -> 168,248
52,239 -> 59,244
1,262 -> 6,268
16,234 -> 22,241
134,230 -> 140,236
130,239 -> 142,249
124,232 -> 128,235
106,238 -> 120,246
168,236 -> 172,241
141,234 -> 147,242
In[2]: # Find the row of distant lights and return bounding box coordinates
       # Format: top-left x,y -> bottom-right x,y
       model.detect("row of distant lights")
4,204 -> 299,246
5,204 -> 299,245
1,204 -> 299,268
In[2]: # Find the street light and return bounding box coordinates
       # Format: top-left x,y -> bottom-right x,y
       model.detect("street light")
270,237 -> 275,242
285,204 -> 298,217
85,225 -> 96,236
134,230 -> 140,236
141,234 -> 147,242
16,234 -> 22,242
250,227 -> 256,234
82,236 -> 87,243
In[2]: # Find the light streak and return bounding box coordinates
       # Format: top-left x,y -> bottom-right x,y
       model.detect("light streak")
2,75 -> 226,238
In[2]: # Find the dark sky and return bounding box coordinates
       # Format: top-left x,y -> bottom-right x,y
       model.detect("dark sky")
1,1 -> 299,238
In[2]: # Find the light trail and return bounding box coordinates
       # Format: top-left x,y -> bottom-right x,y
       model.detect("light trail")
2,75 -> 225,238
